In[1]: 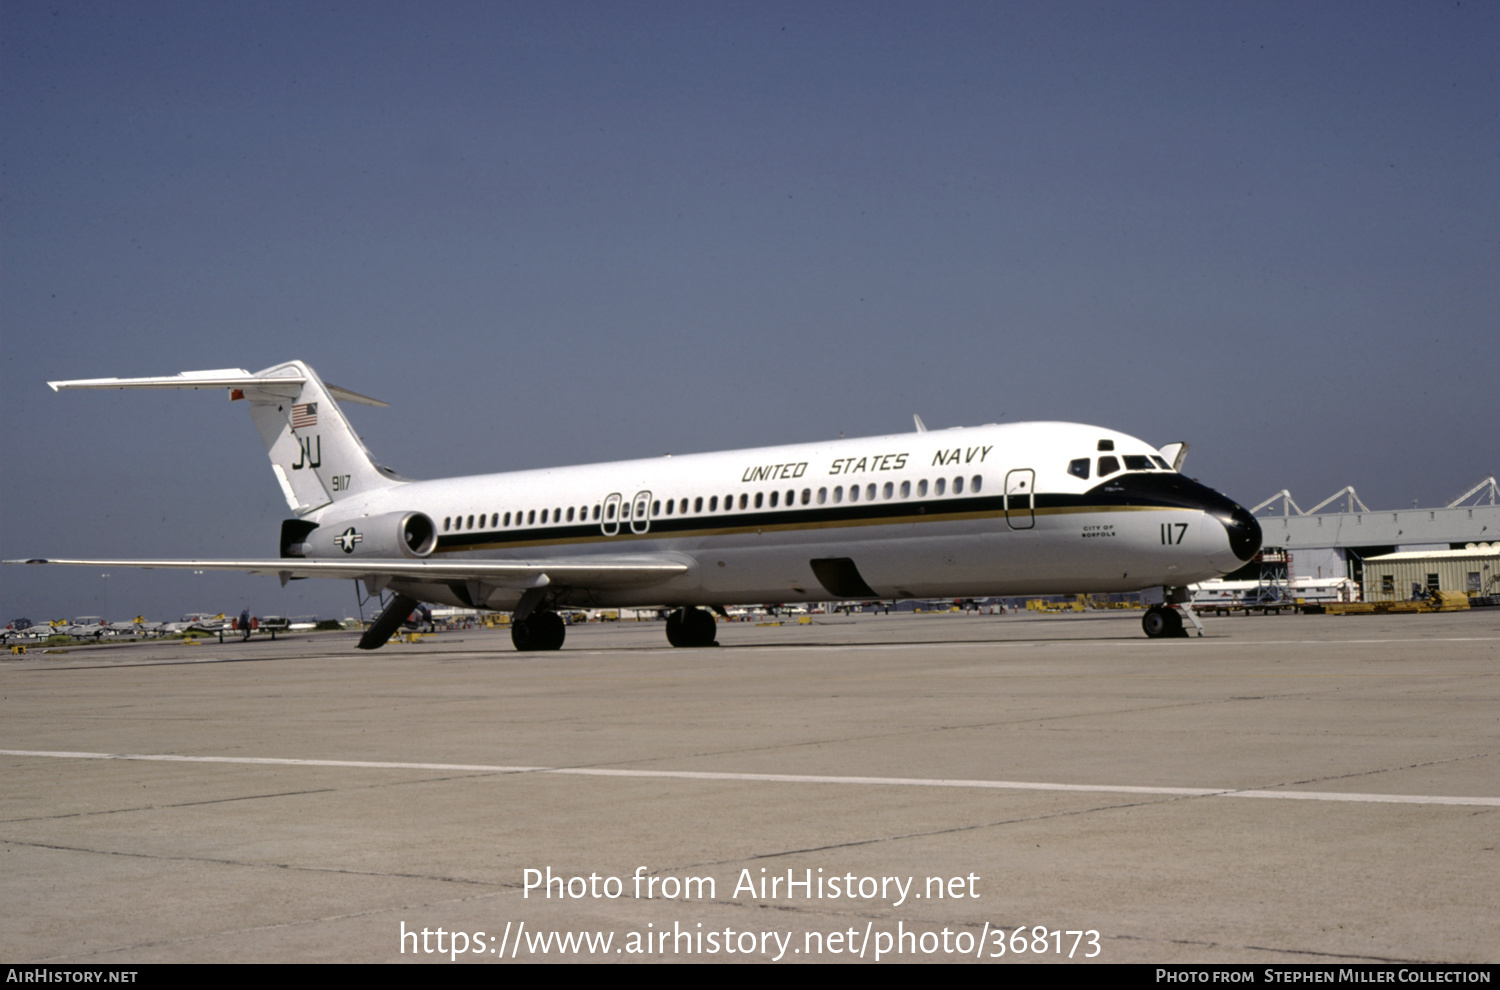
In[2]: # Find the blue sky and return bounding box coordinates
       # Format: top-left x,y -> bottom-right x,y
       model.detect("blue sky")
4,2 -> 1496,621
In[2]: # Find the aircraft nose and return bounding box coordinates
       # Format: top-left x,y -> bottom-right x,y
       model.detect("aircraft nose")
1083,472 -> 1261,566
1221,502 -> 1262,562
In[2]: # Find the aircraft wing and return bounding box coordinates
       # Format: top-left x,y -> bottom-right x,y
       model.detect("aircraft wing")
4,555 -> 689,589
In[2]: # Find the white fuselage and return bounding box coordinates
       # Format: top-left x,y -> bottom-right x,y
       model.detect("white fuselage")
299,421 -> 1258,612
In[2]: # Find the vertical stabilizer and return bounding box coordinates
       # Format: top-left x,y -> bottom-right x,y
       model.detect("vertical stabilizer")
241,361 -> 400,514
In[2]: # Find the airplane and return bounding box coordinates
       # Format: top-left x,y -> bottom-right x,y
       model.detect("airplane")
64,616 -> 109,639
7,360 -> 1262,649
153,612 -> 230,636
107,616 -> 165,636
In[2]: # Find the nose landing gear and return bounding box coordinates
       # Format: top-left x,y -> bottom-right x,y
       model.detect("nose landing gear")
1143,588 -> 1205,638
1142,605 -> 1186,638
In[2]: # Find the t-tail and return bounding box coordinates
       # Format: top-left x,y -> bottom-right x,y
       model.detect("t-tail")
48,360 -> 405,515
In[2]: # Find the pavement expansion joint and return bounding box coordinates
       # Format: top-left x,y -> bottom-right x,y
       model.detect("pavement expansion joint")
0,837 -> 502,887
1246,750 -> 1494,794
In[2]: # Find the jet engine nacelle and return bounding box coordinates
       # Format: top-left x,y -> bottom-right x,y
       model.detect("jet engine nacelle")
311,511 -> 438,559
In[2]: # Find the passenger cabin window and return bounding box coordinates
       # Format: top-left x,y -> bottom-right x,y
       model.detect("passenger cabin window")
953,476 -> 964,494
652,500 -> 661,516
467,515 -> 475,529
606,504 -> 615,520
666,500 -> 674,515
865,483 -> 876,501
817,488 -> 827,504
443,517 -> 451,531
833,486 -> 843,503
567,507 -> 575,522
900,480 -> 911,498
1123,455 -> 1153,471
1097,456 -> 1120,477
918,479 -> 928,497
695,497 -> 703,512
849,485 -> 860,503
709,496 -> 718,511
680,499 -> 688,514
754,492 -> 764,508
593,505 -> 600,520
972,475 -> 982,493
504,512 -> 512,526
769,491 -> 778,508
802,489 -> 811,505
935,478 -> 946,496
527,510 -> 536,524
739,493 -> 748,510
1068,459 -> 1091,480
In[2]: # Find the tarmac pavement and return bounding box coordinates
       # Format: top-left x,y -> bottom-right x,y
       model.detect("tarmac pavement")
2,608 -> 1496,964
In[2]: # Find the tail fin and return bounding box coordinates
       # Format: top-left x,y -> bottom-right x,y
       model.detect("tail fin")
49,360 -> 405,515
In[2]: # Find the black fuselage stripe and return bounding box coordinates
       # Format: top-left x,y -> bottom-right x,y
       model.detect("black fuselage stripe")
432,492 -> 1192,553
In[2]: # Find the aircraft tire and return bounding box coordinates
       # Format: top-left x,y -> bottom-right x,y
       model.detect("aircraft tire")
665,607 -> 717,648
1165,607 -> 1187,637
534,611 -> 566,650
511,612 -> 566,652
1142,606 -> 1172,639
510,619 -> 534,652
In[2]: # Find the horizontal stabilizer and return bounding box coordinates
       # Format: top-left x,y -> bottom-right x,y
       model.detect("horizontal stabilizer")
47,369 -> 388,407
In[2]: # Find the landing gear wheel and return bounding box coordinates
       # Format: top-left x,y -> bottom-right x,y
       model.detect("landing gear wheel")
1143,605 -> 1185,639
511,611 -> 566,651
665,607 -> 718,648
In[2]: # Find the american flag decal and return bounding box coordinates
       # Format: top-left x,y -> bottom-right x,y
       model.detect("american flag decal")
291,403 -> 318,429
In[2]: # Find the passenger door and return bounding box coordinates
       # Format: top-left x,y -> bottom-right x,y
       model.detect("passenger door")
1005,469 -> 1035,530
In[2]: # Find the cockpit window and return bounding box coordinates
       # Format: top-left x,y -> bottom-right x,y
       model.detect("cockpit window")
1097,439 -> 1115,452
1123,455 -> 1153,471
1151,455 -> 1171,470
1068,458 -> 1090,480
1097,456 -> 1120,477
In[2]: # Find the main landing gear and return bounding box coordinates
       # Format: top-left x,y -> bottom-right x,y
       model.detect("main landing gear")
511,610 -> 566,652
665,607 -> 717,648
510,607 -> 717,652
